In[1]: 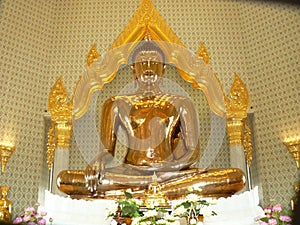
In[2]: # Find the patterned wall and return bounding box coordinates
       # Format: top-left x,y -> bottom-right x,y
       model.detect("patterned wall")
237,0 -> 300,207
0,0 -> 299,217
0,0 -> 56,216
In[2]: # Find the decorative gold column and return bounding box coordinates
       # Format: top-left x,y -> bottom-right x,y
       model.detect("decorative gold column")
225,73 -> 252,190
47,76 -> 73,194
0,144 -> 15,174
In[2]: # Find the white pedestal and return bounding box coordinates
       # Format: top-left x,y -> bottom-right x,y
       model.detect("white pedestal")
203,186 -> 264,225
43,191 -> 113,225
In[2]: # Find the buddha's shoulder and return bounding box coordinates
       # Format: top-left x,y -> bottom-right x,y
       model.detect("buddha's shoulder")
102,95 -> 135,106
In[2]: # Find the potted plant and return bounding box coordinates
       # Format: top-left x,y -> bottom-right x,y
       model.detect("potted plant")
131,208 -> 180,225
107,192 -> 141,225
171,193 -> 216,225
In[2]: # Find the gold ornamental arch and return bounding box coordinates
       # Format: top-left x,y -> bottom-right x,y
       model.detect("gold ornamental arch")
47,0 -> 252,170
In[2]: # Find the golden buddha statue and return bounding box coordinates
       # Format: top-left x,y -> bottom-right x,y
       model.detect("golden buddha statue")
0,186 -> 12,223
57,41 -> 245,200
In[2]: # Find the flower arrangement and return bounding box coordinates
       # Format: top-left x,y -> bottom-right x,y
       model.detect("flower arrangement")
131,208 -> 180,225
255,204 -> 293,225
107,192 -> 141,224
171,193 -> 216,225
12,202 -> 52,225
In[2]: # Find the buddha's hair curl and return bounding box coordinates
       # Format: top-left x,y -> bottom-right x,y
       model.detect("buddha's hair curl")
128,40 -> 166,65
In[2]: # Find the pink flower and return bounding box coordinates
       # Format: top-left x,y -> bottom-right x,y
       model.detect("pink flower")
28,222 -> 36,225
12,216 -> 23,224
38,218 -> 46,225
279,215 -> 292,222
259,222 -> 268,225
254,215 -> 262,221
40,211 -> 47,216
268,218 -> 278,225
272,204 -> 282,212
22,215 -> 32,222
264,207 -> 272,214
25,206 -> 35,213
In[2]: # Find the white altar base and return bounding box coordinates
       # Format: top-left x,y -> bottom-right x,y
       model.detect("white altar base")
203,186 -> 264,225
42,187 -> 264,225
42,191 -> 114,225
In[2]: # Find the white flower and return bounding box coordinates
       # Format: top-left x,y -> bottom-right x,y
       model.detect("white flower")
164,214 -> 178,221
170,220 -> 180,225
189,218 -> 197,224
202,207 -> 214,218
172,205 -> 187,216
186,193 -> 199,202
107,202 -> 119,216
143,209 -> 158,218
196,222 -> 203,225
172,199 -> 185,208
156,219 -> 167,224
110,219 -> 118,225
132,198 -> 143,206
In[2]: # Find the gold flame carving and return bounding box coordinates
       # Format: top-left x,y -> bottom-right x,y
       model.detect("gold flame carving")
47,76 -> 73,170
225,73 -> 252,165
196,42 -> 210,65
86,44 -> 100,67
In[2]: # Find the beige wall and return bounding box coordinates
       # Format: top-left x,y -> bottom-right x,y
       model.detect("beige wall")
0,0 -> 299,215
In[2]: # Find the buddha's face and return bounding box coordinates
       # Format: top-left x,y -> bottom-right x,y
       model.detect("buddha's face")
132,50 -> 166,85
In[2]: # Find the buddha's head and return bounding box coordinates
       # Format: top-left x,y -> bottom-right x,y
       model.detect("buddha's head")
130,41 -> 166,86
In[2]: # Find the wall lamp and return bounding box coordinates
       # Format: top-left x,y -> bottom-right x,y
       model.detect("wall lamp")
283,138 -> 300,169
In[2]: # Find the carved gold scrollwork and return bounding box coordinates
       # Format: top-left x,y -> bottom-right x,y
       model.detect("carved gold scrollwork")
225,73 -> 252,165
243,123 -> 253,166
47,76 -> 73,170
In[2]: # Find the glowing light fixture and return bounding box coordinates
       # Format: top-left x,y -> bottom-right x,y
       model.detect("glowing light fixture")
0,144 -> 15,173
283,138 -> 300,169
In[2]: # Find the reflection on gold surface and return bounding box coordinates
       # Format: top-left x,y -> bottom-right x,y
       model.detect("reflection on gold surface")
0,186 -> 12,223
57,168 -> 245,200
291,181 -> 300,211
0,144 -> 15,174
47,76 -> 73,170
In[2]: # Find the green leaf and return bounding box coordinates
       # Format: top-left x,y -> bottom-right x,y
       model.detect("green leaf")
125,191 -> 133,199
